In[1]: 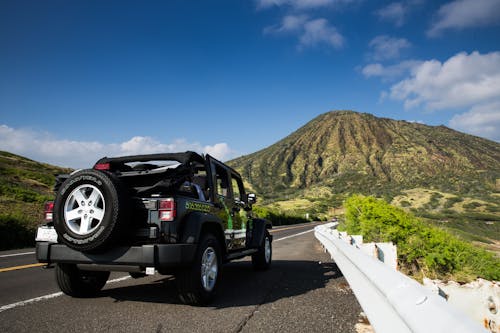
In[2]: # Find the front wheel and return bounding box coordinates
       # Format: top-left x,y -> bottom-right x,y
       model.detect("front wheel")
252,231 -> 272,270
175,233 -> 221,305
55,263 -> 110,297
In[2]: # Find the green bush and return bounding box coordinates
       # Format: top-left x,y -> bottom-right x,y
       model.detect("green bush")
344,194 -> 500,282
400,200 -> 411,207
0,184 -> 51,203
485,205 -> 499,213
252,206 -> 311,226
444,196 -> 463,208
0,213 -> 36,250
463,201 -> 483,210
425,192 -> 443,209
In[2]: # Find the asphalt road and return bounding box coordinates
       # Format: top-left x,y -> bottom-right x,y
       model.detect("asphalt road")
0,222 -> 362,332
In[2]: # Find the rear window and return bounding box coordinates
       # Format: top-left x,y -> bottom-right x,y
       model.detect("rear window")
124,161 -> 181,172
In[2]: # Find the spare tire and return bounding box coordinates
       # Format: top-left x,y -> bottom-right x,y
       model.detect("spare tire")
53,169 -> 130,252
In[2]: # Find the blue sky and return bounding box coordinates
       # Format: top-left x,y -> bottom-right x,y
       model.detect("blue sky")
1,0 -> 499,168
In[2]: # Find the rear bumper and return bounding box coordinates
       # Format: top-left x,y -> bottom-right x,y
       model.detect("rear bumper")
36,242 -> 196,271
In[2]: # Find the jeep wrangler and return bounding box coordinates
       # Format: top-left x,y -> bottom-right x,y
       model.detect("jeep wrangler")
35,151 -> 272,305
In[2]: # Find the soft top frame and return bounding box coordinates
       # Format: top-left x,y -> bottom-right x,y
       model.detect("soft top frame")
94,151 -> 205,167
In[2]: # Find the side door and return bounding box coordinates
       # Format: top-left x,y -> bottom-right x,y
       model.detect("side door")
208,157 -> 247,250
229,171 -> 249,249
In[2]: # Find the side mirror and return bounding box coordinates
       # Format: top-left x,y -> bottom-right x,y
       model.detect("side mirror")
234,198 -> 245,207
247,193 -> 257,204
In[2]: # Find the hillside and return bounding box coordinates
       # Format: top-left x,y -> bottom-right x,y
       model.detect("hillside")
0,151 -> 71,250
229,111 -> 500,243
230,111 -> 499,197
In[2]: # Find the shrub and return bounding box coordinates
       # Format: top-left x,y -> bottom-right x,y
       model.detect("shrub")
0,213 -> 36,250
463,201 -> 483,210
444,196 -> 463,209
400,200 -> 411,207
344,194 -> 500,282
252,206 -> 311,226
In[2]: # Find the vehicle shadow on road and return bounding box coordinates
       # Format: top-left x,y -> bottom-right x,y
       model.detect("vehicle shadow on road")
100,260 -> 344,308
214,260 -> 343,309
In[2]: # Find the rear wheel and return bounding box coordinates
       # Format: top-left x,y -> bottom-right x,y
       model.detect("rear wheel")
252,231 -> 272,270
55,263 -> 110,297
176,233 -> 221,305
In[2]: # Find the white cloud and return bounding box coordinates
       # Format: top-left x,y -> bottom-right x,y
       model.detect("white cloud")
383,51 -> 500,141
389,51 -> 500,110
375,1 -> 423,27
264,15 -> 344,49
257,0 -> 287,8
0,126 -> 236,168
263,15 -> 308,34
203,143 -> 232,160
368,35 -> 411,61
428,0 -> 500,37
449,102 -> 500,141
376,2 -> 406,26
361,60 -> 422,81
300,18 -> 344,49
256,0 -> 358,10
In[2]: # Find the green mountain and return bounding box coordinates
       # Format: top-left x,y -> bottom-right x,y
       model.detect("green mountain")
229,111 -> 500,243
0,151 -> 72,250
230,110 -> 499,197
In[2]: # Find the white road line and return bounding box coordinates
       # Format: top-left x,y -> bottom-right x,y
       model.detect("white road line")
105,276 -> 131,284
0,275 -> 131,313
0,292 -> 63,313
274,229 -> 314,242
0,251 -> 35,258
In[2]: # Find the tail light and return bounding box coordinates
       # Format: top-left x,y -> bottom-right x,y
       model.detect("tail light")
44,201 -> 54,222
159,198 -> 176,221
94,163 -> 111,170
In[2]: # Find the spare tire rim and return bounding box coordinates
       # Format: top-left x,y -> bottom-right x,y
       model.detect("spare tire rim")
64,184 -> 106,236
265,237 -> 271,263
201,247 -> 218,292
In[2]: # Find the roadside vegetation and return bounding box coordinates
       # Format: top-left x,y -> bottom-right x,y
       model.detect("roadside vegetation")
341,194 -> 500,282
257,184 -> 499,250
0,151 -> 68,250
252,205 -> 319,226
0,211 -> 40,250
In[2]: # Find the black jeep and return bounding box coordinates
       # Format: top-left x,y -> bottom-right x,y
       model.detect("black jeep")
36,151 -> 272,305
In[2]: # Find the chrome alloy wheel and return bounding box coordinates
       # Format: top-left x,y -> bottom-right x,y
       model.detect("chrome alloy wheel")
64,184 -> 105,236
201,247 -> 218,292
264,237 -> 271,263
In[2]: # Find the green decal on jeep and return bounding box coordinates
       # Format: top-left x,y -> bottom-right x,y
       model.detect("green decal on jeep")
185,201 -> 211,213
217,195 -> 233,229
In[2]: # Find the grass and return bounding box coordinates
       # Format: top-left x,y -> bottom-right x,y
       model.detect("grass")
343,194 -> 500,282
389,188 -> 500,245
0,196 -> 51,250
0,209 -> 40,250
0,151 -> 69,250
418,211 -> 500,242
259,184 -> 500,249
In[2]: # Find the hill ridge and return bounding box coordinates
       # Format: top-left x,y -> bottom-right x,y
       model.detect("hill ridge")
229,110 -> 500,200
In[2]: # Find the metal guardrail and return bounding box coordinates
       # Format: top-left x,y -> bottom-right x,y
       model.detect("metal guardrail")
314,223 -> 487,333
